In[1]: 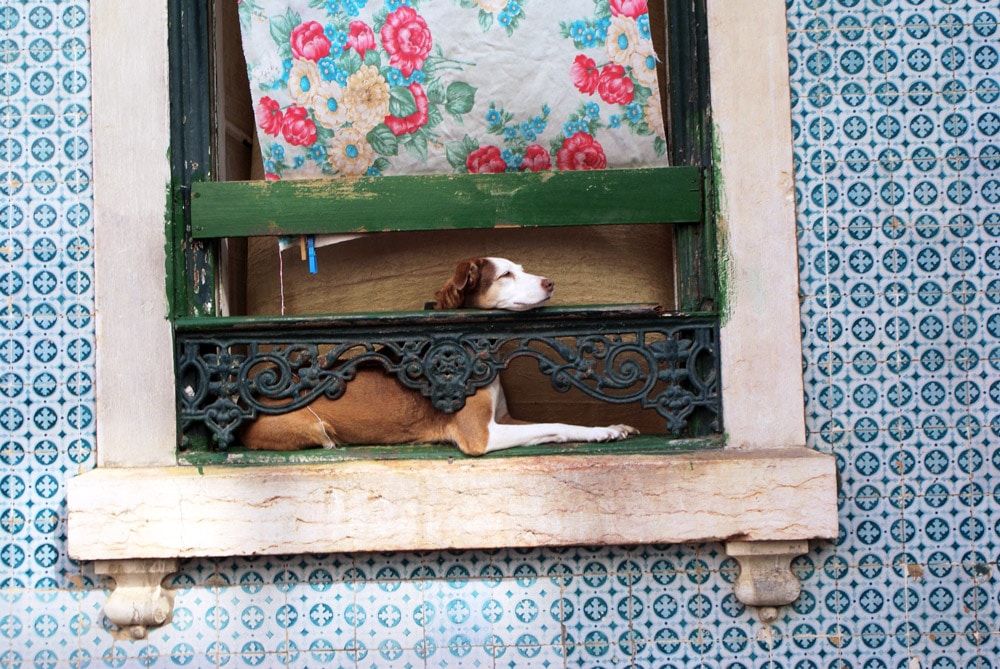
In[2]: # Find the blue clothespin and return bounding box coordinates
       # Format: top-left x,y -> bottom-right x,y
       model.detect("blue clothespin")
307,235 -> 317,274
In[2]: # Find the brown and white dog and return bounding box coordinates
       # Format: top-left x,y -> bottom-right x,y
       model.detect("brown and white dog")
240,257 -> 638,456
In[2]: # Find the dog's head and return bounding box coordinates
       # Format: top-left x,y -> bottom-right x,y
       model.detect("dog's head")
433,257 -> 554,311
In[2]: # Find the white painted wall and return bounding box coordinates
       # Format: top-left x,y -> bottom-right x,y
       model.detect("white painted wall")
91,1 -> 177,466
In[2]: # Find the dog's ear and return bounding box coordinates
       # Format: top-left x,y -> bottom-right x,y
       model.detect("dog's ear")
433,258 -> 483,309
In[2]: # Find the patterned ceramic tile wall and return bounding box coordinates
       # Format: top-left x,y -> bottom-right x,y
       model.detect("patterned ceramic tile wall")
0,0 -> 998,666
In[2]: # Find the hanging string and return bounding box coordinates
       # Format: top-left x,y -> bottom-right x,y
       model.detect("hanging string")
278,241 -> 286,316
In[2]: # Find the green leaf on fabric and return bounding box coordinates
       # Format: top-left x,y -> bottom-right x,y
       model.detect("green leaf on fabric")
402,130 -> 429,162
425,79 -> 446,105
270,8 -> 301,49
363,50 -> 382,69
478,10 -> 493,32
389,86 -> 418,117
444,82 -> 476,116
367,124 -> 399,156
426,103 -> 444,130
654,136 -> 667,157
446,135 -> 479,170
340,49 -> 362,76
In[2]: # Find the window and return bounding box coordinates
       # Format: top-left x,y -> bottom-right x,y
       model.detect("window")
175,0 -> 719,461
70,0 -> 835,619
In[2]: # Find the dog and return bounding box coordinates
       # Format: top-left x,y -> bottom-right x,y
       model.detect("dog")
239,257 -> 638,456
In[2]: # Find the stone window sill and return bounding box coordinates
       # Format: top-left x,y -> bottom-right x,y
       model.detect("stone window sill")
68,443 -> 837,635
68,445 -> 836,559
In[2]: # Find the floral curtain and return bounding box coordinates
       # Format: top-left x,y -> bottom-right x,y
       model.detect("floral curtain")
238,0 -> 668,181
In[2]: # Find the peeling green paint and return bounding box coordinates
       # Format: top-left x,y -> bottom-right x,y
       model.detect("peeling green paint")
711,124 -> 734,327
190,168 -> 703,239
177,434 -> 723,467
164,175 -> 180,320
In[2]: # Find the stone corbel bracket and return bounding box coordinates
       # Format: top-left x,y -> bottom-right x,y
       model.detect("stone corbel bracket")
96,559 -> 179,639
726,540 -> 809,622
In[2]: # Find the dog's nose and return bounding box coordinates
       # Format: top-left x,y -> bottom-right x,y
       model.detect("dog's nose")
542,278 -> 554,292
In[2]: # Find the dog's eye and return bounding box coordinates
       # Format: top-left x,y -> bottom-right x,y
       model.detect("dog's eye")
499,271 -> 512,279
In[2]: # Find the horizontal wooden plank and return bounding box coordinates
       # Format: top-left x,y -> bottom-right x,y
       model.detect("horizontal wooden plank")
190,166 -> 702,238
172,304 -> 683,332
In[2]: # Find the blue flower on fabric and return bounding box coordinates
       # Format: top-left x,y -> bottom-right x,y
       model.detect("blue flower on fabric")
387,67 -> 424,87
310,145 -> 327,161
366,165 -> 381,177
326,57 -> 350,84
585,102 -> 600,119
386,0 -> 411,10
324,26 -> 349,49
326,0 -> 368,17
519,122 -> 536,141
293,156 -> 306,168
626,104 -> 643,123
609,114 -> 622,128
318,57 -> 349,85
596,17 -> 611,42
271,144 -> 285,160
533,116 -> 546,133
637,14 -> 650,40
569,20 -> 588,43
562,120 -> 579,136
504,126 -> 517,140
486,109 -> 501,125
348,0 -> 370,14
506,1 -> 521,14
500,148 -> 522,171
498,12 -> 512,27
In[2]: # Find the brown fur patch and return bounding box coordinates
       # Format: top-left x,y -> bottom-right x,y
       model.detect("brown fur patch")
433,258 -> 487,309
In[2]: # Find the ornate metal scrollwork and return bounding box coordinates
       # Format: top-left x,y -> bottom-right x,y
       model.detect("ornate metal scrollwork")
175,308 -> 721,451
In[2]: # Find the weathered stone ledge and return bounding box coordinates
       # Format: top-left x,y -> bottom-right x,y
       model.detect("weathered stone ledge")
68,447 -> 837,560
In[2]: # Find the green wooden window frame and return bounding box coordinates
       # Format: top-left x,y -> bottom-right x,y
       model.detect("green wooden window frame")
168,0 -> 719,459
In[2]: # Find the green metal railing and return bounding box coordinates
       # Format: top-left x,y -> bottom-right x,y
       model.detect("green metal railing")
176,307 -> 721,452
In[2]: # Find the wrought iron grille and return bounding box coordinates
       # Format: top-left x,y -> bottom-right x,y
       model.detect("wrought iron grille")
175,307 -> 721,452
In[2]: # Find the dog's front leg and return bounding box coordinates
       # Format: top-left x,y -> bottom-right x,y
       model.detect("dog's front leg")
484,420 -> 638,453
479,377 -> 636,453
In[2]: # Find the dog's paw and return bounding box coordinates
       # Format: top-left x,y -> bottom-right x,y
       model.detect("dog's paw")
599,424 -> 639,441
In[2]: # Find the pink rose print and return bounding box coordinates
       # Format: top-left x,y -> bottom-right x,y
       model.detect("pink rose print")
290,21 -> 332,62
597,63 -> 635,105
264,172 -> 281,182
256,96 -> 283,136
609,0 -> 648,19
521,144 -> 552,172
385,83 -> 430,136
466,145 -> 507,173
380,7 -> 433,77
281,106 -> 317,146
571,54 -> 600,96
347,21 -> 376,59
556,132 -> 607,171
